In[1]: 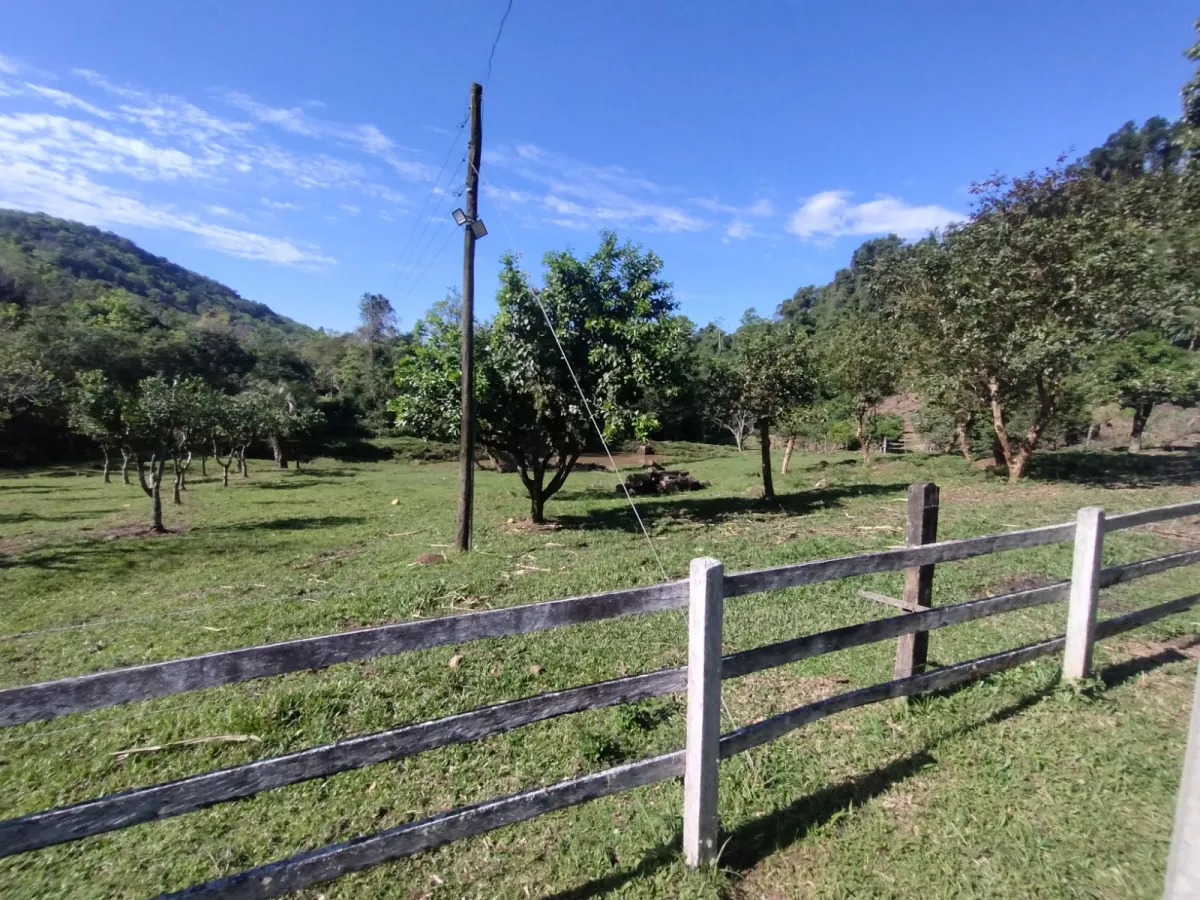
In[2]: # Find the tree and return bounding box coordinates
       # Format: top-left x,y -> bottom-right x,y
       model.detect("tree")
394,233 -> 685,523
67,370 -> 125,482
883,164 -> 1172,481
735,324 -> 816,498
125,376 -> 205,532
1092,332 -> 1200,451
699,357 -> 752,451
823,312 -> 897,466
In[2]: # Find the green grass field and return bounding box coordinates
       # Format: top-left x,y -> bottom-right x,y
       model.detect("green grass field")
1,445 -> 1198,899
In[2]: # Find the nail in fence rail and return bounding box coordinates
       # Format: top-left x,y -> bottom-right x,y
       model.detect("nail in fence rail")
1,494 -> 1198,898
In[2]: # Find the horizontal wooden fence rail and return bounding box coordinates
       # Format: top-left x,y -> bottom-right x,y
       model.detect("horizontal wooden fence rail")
153,591 -> 1200,900
0,580 -> 688,728
0,520 -> 1091,729
1103,498 -> 1200,533
4,548 -> 1197,858
3,494 -> 1197,900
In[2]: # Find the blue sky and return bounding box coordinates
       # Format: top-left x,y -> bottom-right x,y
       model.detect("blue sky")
0,2 -> 1195,333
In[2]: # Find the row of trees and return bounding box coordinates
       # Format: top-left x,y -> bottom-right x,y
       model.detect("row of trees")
389,24 -> 1200,521
68,373 -> 320,531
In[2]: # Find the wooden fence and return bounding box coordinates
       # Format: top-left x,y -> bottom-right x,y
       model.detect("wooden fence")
1,488 -> 1199,898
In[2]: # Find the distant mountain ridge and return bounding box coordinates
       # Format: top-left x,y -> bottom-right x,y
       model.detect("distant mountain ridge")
0,209 -> 312,338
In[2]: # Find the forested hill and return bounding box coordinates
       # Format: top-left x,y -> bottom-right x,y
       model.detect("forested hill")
0,209 -> 311,339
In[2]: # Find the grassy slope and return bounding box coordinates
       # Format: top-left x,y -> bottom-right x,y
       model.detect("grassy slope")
0,446 -> 1197,899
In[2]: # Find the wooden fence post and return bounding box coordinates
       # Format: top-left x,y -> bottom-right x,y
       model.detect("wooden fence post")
1064,506 -> 1105,681
683,556 -> 723,869
894,482 -> 940,679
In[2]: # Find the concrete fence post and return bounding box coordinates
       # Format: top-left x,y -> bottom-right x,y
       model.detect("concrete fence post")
683,556 -> 724,868
1064,506 -> 1105,681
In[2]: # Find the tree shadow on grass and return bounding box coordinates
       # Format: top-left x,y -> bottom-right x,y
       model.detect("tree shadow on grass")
0,510 -> 118,525
545,645 -> 1186,899
551,482 -> 909,533
1026,450 -> 1200,488
209,515 -> 368,531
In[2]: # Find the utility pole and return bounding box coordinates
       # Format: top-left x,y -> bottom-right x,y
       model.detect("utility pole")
456,82 -> 483,553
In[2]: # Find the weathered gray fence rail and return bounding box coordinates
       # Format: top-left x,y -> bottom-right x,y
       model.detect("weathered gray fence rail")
2,491 -> 1198,900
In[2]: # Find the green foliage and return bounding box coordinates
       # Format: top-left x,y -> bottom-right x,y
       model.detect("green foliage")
394,233 -> 686,522
882,163 -> 1173,479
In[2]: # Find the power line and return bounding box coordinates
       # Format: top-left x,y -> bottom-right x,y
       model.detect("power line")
484,0 -> 515,88
470,161 -> 669,582
396,222 -> 460,310
392,152 -> 465,294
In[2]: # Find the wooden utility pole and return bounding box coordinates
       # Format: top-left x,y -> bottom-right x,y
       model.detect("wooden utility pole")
456,82 -> 483,553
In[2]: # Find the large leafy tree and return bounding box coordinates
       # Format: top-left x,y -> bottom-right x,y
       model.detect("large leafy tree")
1091,332 -> 1200,452
394,233 -> 685,523
883,164 -> 1172,481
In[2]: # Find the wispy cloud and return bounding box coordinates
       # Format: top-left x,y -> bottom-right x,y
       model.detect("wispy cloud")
261,197 -> 299,211
787,190 -> 963,241
24,84 -> 114,120
222,90 -> 433,182
485,142 -> 709,233
0,157 -> 332,266
0,54 -> 21,75
340,203 -> 360,215
694,196 -> 774,242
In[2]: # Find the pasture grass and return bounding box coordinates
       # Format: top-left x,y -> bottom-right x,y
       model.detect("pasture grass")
0,444 -> 1197,898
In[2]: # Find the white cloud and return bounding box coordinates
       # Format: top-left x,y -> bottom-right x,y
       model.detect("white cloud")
0,158 -> 332,266
261,197 -> 299,211
0,54 -> 21,75
25,84 -> 114,119
0,112 -> 215,181
486,142 -> 708,233
695,196 -> 774,242
340,203 -> 360,215
364,183 -> 406,204
787,190 -> 962,240
223,90 -> 433,182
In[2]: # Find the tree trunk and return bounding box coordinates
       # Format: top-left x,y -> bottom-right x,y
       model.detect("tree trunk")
780,435 -> 795,475
726,424 -> 744,452
101,447 -> 111,483
240,447 -> 249,478
173,472 -> 183,505
955,419 -> 973,462
987,378 -> 1015,474
151,463 -> 165,533
759,421 -> 775,500
121,448 -> 131,485
1084,423 -> 1096,449
1129,401 -> 1154,453
856,413 -> 871,466
270,434 -> 289,469
530,488 -> 546,524
139,456 -> 166,533
200,455 -> 207,476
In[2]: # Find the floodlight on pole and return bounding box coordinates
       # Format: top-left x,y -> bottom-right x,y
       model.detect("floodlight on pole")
451,208 -> 487,239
